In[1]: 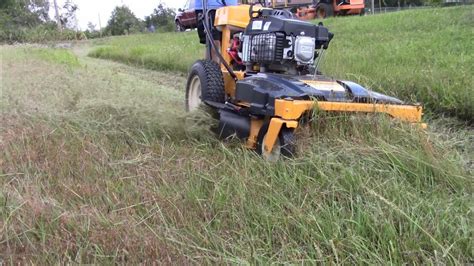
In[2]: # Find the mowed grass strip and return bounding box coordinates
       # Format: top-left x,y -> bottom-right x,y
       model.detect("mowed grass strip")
89,6 -> 474,122
1,45 -> 473,263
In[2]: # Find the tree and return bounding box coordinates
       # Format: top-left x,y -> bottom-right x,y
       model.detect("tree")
84,21 -> 101,39
87,22 -> 96,32
106,6 -> 143,36
1,0 -> 52,42
1,0 -> 50,27
60,0 -> 78,30
144,4 -> 176,32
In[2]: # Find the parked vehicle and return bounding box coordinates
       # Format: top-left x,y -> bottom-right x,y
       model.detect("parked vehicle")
246,0 -> 365,19
175,0 -> 363,33
175,0 -> 197,32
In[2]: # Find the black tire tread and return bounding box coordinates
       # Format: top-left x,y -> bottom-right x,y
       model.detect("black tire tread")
197,59 -> 225,103
280,128 -> 296,157
185,60 -> 225,112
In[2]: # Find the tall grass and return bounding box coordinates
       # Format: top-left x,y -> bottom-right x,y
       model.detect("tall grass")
89,6 -> 474,122
321,7 -> 473,122
1,45 -> 472,263
89,33 -> 199,73
0,24 -> 80,44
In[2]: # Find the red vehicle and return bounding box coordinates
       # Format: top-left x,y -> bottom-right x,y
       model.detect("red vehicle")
175,0 -> 198,31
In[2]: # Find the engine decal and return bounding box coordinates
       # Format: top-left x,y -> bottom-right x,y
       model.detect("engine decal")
302,80 -> 346,92
263,22 -> 272,31
252,21 -> 263,30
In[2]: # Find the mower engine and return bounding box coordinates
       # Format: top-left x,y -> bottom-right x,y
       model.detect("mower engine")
240,9 -> 332,75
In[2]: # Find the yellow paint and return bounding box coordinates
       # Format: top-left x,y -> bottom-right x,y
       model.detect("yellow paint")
274,99 -> 423,123
263,118 -> 284,153
246,118 -> 264,148
263,118 -> 298,154
215,5 -> 262,29
220,26 -> 232,66
217,24 -> 244,97
222,70 -> 245,97
259,100 -> 424,152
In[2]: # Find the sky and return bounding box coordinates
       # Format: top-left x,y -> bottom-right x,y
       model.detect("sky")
53,0 -> 188,30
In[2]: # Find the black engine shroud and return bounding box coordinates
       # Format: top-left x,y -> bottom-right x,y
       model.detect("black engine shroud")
217,73 -> 405,140
241,9 -> 333,73
244,9 -> 332,49
235,73 -> 404,116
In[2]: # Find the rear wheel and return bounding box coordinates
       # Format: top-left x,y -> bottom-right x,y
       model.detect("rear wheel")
187,75 -> 202,111
185,60 -> 225,112
257,124 -> 296,162
316,3 -> 334,18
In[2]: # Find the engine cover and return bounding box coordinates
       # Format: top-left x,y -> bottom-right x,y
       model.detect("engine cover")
241,9 -> 331,69
234,73 -> 405,116
245,11 -> 321,38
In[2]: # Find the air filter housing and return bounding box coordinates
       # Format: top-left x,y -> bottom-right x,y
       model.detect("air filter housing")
242,32 -> 285,64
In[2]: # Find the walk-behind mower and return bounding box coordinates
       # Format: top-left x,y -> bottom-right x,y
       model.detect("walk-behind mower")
186,4 -> 424,161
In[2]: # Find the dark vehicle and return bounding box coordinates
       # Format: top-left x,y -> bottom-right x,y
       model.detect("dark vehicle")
175,0 -> 197,31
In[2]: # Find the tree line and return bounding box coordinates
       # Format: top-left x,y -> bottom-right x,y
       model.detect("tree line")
0,0 -> 76,42
0,0 -> 466,43
0,1 -> 176,43
100,4 -> 176,36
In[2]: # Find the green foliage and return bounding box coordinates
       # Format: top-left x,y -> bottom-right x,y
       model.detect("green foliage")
106,6 -> 143,36
0,0 -> 79,43
0,21 -> 78,43
83,21 -> 102,39
30,48 -> 80,66
144,4 -> 176,32
88,32 -> 199,72
4,46 -> 80,67
320,7 -> 473,122
83,29 -> 102,39
89,6 -> 473,122
0,0 -> 50,27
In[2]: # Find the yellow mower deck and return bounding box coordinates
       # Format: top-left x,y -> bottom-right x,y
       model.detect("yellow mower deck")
258,100 -> 425,154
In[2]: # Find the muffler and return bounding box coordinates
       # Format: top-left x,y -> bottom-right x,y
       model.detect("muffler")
218,110 -> 250,139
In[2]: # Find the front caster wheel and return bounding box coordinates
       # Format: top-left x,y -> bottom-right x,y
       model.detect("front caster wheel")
257,125 -> 296,162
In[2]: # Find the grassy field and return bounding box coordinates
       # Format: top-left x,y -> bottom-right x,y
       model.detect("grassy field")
89,6 -> 474,122
1,41 -> 473,263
